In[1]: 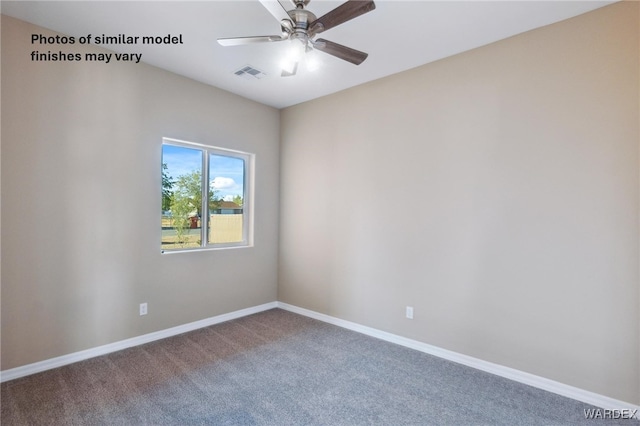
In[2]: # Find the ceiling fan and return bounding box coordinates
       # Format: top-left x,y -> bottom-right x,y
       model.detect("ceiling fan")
217,0 -> 376,76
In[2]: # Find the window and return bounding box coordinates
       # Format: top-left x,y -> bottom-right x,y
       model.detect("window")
161,138 -> 252,252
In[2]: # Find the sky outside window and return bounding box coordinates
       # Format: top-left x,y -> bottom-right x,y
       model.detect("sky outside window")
162,144 -> 202,181
210,154 -> 244,202
162,144 -> 244,202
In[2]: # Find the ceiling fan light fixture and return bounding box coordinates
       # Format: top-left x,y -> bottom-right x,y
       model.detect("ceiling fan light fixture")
280,38 -> 305,74
305,49 -> 321,72
289,37 -> 307,58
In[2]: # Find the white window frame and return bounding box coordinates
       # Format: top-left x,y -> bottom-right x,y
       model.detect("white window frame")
161,137 -> 254,253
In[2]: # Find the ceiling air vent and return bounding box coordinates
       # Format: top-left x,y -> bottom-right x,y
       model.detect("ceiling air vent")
234,65 -> 267,80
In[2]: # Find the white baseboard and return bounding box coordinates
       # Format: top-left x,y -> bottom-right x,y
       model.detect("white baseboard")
276,301 -> 640,415
0,302 -> 278,383
2,300 -> 638,417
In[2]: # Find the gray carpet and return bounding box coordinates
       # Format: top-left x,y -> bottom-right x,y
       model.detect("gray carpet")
1,308 -> 637,425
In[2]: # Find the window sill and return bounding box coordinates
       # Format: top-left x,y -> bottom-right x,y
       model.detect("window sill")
161,244 -> 253,254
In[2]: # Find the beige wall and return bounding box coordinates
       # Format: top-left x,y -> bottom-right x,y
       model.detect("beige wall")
1,16 -> 280,369
280,2 -> 639,404
2,2 -> 639,406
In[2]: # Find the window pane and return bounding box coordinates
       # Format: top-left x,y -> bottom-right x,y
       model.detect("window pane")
162,145 -> 203,250
208,154 -> 245,244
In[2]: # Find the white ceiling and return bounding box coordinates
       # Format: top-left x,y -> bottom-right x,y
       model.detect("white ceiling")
2,0 -> 614,109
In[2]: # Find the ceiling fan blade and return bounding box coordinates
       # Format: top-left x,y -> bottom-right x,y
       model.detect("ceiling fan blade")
313,39 -> 368,65
309,0 -> 375,35
217,35 -> 287,46
259,0 -> 292,23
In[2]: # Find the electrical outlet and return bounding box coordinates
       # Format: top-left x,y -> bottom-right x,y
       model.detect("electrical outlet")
139,303 -> 148,316
406,306 -> 414,319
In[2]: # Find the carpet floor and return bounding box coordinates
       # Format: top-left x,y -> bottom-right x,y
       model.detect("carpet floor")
1,308 -> 637,425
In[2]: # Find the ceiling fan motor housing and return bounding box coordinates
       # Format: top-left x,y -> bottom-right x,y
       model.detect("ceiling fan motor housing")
286,8 -> 317,49
288,9 -> 316,33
